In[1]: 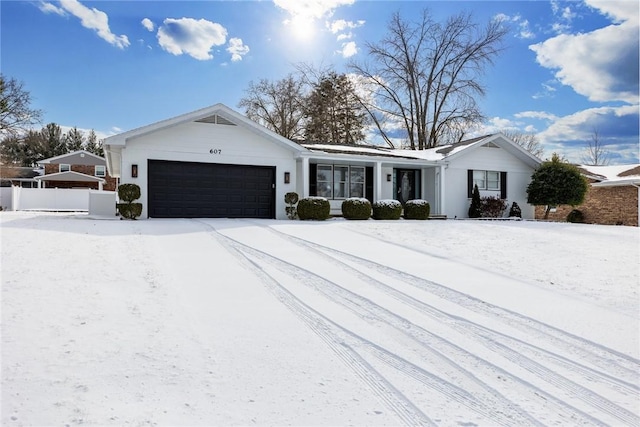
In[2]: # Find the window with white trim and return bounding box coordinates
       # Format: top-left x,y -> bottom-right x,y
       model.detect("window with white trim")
317,164 -> 366,199
95,165 -> 106,177
59,164 -> 70,172
473,170 -> 500,190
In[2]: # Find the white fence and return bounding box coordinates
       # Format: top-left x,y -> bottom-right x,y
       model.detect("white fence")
7,187 -> 117,214
0,187 -> 12,210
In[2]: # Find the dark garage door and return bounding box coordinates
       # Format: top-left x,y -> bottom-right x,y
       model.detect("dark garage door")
148,160 -> 275,218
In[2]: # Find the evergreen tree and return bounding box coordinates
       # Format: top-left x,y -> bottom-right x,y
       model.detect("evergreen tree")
304,72 -> 367,144
64,126 -> 84,152
85,130 -> 103,156
527,153 -> 588,219
40,123 -> 66,159
468,184 -> 482,218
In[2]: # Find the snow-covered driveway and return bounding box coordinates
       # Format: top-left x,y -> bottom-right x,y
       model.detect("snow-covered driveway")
2,213 -> 638,426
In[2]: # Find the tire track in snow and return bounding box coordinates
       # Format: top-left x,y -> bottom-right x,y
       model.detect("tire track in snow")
340,225 -> 640,376
191,220 -> 434,427
198,220 -> 603,426
253,222 -> 640,426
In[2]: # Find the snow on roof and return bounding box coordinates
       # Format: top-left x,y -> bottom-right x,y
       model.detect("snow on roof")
578,164 -> 640,187
578,164 -> 640,180
300,135 -> 496,162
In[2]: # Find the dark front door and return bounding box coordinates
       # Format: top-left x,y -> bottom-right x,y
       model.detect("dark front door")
148,160 -> 275,218
395,169 -> 421,205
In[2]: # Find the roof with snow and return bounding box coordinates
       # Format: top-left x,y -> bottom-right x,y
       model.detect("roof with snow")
579,164 -> 640,187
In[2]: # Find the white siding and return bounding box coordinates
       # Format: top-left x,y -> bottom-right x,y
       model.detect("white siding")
119,121 -> 298,219
446,145 -> 536,219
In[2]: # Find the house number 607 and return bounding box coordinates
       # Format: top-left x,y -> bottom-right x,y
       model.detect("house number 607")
210,149 -> 222,155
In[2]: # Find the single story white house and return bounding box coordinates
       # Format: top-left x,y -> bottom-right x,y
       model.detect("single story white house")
103,103 -> 541,220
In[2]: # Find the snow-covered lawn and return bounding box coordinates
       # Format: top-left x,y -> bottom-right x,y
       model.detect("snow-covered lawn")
1,212 -> 638,426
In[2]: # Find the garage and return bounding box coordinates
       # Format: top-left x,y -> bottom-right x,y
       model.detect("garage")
148,159 -> 275,218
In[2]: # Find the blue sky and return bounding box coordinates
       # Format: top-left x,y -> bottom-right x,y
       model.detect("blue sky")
2,0 -> 638,164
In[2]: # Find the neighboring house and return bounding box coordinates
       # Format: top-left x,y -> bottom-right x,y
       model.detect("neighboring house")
36,150 -> 117,191
0,166 -> 41,188
103,103 -> 541,220
535,164 -> 640,226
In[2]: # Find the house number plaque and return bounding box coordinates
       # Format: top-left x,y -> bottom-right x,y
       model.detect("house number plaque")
209,149 -> 222,155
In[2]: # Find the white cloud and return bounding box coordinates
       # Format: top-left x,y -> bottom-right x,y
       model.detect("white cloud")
157,18 -> 227,61
141,18 -> 155,32
274,0 -> 354,21
38,1 -> 66,16
337,32 -> 352,41
51,0 -> 130,49
530,1 -> 639,104
227,38 -> 250,62
493,13 -> 535,39
338,41 -> 358,58
515,111 -> 559,121
328,19 -> 364,34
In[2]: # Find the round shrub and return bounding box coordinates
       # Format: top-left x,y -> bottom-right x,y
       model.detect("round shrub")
341,198 -> 372,220
117,203 -> 142,220
566,209 -> 584,223
297,197 -> 330,220
372,199 -> 402,220
284,192 -> 299,205
118,183 -> 141,203
404,199 -> 430,220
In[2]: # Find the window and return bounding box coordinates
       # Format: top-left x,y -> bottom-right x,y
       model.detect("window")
59,164 -> 70,172
473,170 -> 500,190
95,165 -> 106,177
316,164 -> 366,200
468,169 -> 507,199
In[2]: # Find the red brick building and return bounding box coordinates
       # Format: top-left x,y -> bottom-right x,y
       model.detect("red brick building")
535,164 -> 640,226
36,150 -> 117,191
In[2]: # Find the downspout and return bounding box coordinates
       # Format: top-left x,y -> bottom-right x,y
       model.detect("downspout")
632,183 -> 640,227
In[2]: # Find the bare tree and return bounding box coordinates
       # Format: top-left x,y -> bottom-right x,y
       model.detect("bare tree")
349,10 -> 507,149
500,130 -> 544,159
581,128 -> 610,165
237,74 -> 306,140
0,74 -> 43,137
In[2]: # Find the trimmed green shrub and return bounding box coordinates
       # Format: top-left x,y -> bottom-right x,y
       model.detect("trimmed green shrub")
481,196 -> 507,218
508,201 -> 522,218
404,199 -> 430,220
341,198 -> 372,220
117,183 -> 142,220
117,203 -> 142,220
566,209 -> 584,223
372,199 -> 402,220
468,184 -> 482,218
284,192 -> 299,220
297,197 -> 330,220
118,183 -> 141,203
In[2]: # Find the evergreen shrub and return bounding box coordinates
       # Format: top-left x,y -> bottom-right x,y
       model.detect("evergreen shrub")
341,198 -> 371,220
508,201 -> 522,218
284,192 -> 299,220
297,197 -> 330,220
468,184 -> 482,218
566,209 -> 584,223
118,183 -> 141,203
117,183 -> 142,220
404,199 -> 430,220
372,199 -> 402,220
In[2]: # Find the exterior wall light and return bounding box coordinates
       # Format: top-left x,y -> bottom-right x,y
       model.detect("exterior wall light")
387,174 -> 392,182
284,171 -> 290,184
131,164 -> 138,178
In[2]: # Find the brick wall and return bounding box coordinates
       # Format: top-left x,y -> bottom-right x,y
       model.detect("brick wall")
535,182 -> 638,226
43,164 -> 117,191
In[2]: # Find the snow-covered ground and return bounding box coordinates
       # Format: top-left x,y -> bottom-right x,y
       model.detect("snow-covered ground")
1,212 -> 638,426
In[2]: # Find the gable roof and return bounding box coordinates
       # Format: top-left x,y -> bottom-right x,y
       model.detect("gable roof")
34,170 -> 105,183
103,103 -> 308,177
38,150 -> 105,165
